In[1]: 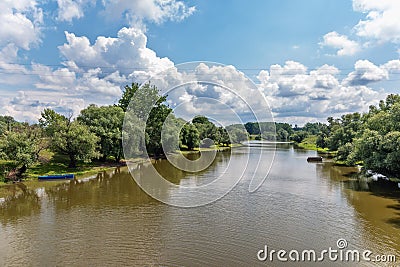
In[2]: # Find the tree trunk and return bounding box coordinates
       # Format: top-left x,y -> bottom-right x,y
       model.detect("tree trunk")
68,154 -> 76,168
18,165 -> 27,176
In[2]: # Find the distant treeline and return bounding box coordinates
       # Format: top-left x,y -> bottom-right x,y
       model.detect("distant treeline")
0,83 -> 248,181
240,121 -> 326,142
2,82 -> 399,181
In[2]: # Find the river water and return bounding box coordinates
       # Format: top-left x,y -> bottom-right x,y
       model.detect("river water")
1,144 -> 399,266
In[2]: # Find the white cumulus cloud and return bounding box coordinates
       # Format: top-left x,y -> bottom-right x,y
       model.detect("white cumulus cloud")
353,0 -> 400,44
56,0 -> 94,22
343,60 -> 388,86
320,31 -> 360,56
257,61 -> 383,124
0,1 -> 43,50
102,0 -> 196,25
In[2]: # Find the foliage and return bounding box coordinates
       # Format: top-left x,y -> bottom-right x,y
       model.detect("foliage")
180,123 -> 200,150
78,105 -> 124,162
303,122 -> 327,135
244,122 -> 260,135
225,124 -> 249,143
277,128 -> 289,141
244,121 -> 293,141
315,94 -> 400,176
192,116 -> 219,147
0,123 -> 47,178
290,130 -> 308,143
348,96 -> 400,175
118,82 -> 162,118
119,82 -> 179,156
0,116 -> 16,134
40,109 -> 100,168
217,127 -> 231,146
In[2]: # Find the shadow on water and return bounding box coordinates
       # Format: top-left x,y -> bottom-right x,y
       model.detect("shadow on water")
0,151 -> 231,226
316,161 -> 400,230
342,174 -> 400,228
0,183 -> 41,224
0,166 -> 158,226
386,202 -> 400,229
344,169 -> 400,231
347,179 -> 400,229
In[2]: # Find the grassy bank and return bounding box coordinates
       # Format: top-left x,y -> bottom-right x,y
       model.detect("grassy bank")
1,145 -> 240,184
0,150 -> 126,184
295,135 -> 335,155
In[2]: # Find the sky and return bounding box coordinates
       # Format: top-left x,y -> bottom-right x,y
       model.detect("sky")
1,0 -> 400,125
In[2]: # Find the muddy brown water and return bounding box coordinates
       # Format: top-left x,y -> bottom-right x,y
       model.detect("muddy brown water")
1,144 -> 399,266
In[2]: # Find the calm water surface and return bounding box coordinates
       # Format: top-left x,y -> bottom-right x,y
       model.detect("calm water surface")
1,145 -> 399,266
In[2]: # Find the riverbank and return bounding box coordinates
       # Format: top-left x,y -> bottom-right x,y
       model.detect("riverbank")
1,144 -> 240,185
0,149 -> 128,185
294,137 -> 400,184
295,135 -> 334,154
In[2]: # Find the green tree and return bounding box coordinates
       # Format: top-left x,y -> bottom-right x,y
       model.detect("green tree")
118,82 -> 161,118
0,124 -> 46,177
78,105 -> 124,162
40,109 -> 100,168
290,130 -> 308,143
180,123 -> 200,150
327,94 -> 400,174
325,112 -> 363,151
218,127 -> 231,146
277,128 -> 289,141
118,82 -> 178,156
244,122 -> 260,135
226,124 -> 249,144
0,116 -> 16,133
145,101 -> 175,156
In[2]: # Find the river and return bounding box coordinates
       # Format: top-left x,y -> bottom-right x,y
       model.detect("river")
1,144 -> 399,266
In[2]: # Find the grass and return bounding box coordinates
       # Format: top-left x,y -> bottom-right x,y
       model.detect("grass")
296,135 -> 335,154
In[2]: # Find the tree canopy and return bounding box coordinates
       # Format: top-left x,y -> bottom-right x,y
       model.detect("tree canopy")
78,105 -> 124,162
40,109 -> 100,168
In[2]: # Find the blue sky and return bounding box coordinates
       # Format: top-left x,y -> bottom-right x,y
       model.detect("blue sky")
0,0 -> 400,125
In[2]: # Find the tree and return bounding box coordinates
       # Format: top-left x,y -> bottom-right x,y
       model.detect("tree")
290,131 -> 308,143
118,82 -> 179,156
323,94 -> 400,175
40,109 -> 100,168
226,124 -> 249,144
0,115 -> 16,133
144,100 -> 175,156
0,124 -> 47,178
118,82 -> 162,118
277,128 -> 289,141
78,105 -> 124,162
218,127 -> 231,146
244,122 -> 260,135
324,112 -> 363,151
192,116 -> 219,147
180,123 -> 200,150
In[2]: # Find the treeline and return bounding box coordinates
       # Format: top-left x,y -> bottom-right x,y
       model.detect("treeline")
242,121 -> 327,142
310,94 -> 400,177
0,83 -> 248,181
